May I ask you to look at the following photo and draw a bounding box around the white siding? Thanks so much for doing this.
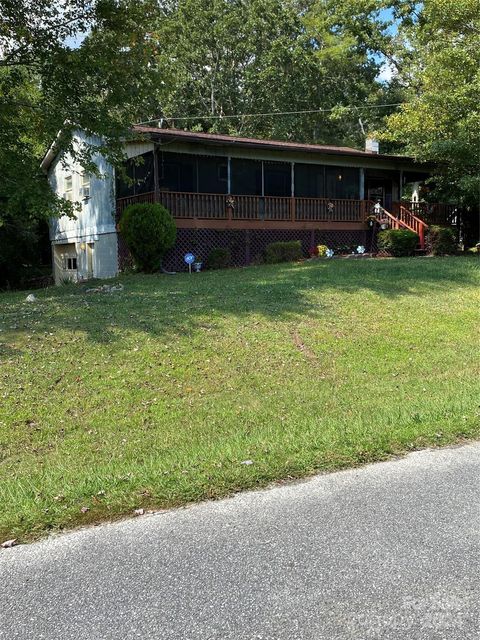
[49,130,119,282]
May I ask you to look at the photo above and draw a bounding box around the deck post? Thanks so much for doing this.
[153,146,160,203]
[359,168,365,201]
[291,162,295,221]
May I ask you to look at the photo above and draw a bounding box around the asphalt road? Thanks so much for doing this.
[1,443,480,640]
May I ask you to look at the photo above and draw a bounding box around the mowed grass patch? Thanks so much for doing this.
[0,257,479,541]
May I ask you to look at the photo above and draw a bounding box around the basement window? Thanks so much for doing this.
[65,256,77,271]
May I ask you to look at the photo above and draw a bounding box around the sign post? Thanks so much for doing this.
[184,253,195,274]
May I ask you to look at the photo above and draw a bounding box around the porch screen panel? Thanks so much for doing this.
[158,151,195,192]
[197,156,228,194]
[263,162,291,197]
[325,167,360,199]
[116,158,136,198]
[231,158,262,195]
[295,163,325,198]
[133,152,154,194]
[116,151,154,197]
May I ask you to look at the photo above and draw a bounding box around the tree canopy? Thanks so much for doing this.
[149,0,395,145]
[383,0,480,205]
[0,0,160,284]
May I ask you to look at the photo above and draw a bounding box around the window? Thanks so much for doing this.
[64,175,73,201]
[80,173,90,199]
[65,256,77,270]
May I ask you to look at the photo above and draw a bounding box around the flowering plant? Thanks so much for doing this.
[317,244,328,257]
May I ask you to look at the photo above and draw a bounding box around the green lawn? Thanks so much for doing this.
[1,257,479,541]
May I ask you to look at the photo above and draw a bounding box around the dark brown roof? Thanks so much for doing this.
[132,125,411,162]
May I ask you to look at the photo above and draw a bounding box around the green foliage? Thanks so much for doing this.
[206,247,231,270]
[377,229,419,257]
[119,203,176,272]
[383,0,480,205]
[426,225,458,256]
[152,0,393,146]
[0,0,161,260]
[265,240,303,264]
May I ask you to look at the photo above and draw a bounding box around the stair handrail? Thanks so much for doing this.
[368,202,415,232]
[398,204,428,249]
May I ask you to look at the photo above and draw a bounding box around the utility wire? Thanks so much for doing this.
[136,103,403,126]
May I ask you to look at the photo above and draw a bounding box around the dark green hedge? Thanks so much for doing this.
[265,240,303,264]
[206,247,232,270]
[119,202,176,272]
[377,229,419,257]
[426,225,457,255]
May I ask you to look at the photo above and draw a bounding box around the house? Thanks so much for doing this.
[42,126,458,282]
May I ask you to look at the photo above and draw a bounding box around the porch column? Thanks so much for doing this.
[153,145,160,203]
[227,156,231,194]
[359,168,365,201]
[291,162,295,222]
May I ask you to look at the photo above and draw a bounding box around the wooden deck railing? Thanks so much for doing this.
[116,191,371,223]
[296,198,368,222]
[115,192,457,238]
[396,202,459,226]
[374,203,428,249]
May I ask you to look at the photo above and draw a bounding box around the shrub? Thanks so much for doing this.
[206,247,231,270]
[425,225,457,255]
[317,244,328,257]
[119,202,176,272]
[265,240,303,264]
[377,229,419,257]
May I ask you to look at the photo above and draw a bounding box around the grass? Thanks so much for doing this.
[1,256,479,542]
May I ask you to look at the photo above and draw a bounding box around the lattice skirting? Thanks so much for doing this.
[118,227,375,272]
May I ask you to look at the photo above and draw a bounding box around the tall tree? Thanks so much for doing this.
[0,0,160,285]
[149,0,392,146]
[383,0,480,205]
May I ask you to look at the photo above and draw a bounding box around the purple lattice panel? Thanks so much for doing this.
[162,228,247,271]
[117,233,133,271]
[119,227,372,273]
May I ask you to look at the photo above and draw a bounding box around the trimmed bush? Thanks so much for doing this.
[206,247,231,270]
[377,229,419,257]
[119,202,176,272]
[265,240,303,264]
[426,225,457,255]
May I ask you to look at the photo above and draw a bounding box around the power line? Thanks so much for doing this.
[136,103,403,126]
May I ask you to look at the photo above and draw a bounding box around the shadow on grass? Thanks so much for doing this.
[0,257,478,353]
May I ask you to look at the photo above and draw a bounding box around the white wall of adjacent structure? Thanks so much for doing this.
[48,130,118,284]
